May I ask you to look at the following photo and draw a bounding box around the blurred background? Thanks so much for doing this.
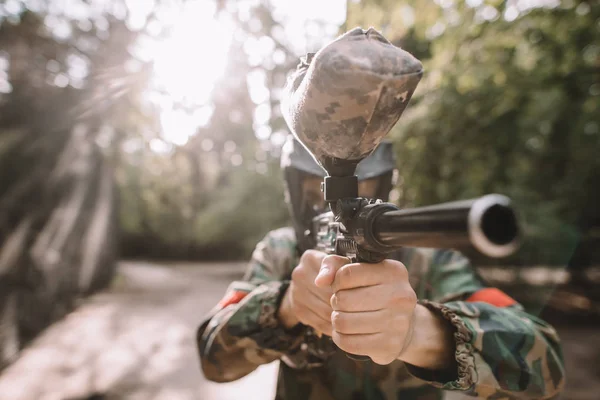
[0,0,598,399]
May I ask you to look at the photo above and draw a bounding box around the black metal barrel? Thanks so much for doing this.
[372,194,520,258]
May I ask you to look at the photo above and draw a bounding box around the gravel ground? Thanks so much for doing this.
[0,261,597,400]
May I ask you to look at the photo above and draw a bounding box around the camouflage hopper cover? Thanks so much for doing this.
[280,27,423,165]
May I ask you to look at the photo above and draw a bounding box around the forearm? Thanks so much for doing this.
[404,300,566,399]
[197,281,304,382]
[398,304,456,371]
[410,249,565,397]
[277,288,300,329]
[198,305,270,382]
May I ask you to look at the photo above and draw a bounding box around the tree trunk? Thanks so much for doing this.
[0,124,119,369]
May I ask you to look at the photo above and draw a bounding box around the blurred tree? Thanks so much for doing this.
[117,0,344,260]
[0,4,137,367]
[117,0,297,260]
[346,0,441,59]
[0,0,318,369]
[348,0,600,267]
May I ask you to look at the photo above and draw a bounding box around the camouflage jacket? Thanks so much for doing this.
[196,227,565,399]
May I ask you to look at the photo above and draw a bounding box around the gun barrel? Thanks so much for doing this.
[372,194,520,258]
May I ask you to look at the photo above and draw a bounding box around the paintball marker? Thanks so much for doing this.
[280,27,521,360]
[312,193,520,263]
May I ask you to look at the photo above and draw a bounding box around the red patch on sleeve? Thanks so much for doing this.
[466,288,517,308]
[218,290,249,308]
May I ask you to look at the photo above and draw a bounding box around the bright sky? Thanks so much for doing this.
[146,1,234,146]
[144,0,347,147]
[0,0,346,149]
[5,0,563,151]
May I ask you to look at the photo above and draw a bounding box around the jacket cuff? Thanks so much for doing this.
[231,280,306,353]
[404,300,477,391]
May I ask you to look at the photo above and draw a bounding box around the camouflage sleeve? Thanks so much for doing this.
[197,228,322,382]
[404,249,565,399]
[196,228,309,383]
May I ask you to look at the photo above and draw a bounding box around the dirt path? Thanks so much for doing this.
[0,261,598,400]
[0,262,279,400]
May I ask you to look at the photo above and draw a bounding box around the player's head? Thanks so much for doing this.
[280,136,397,252]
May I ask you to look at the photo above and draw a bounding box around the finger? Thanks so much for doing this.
[331,284,416,313]
[332,259,408,292]
[331,285,387,312]
[293,287,333,321]
[308,284,334,304]
[315,255,351,288]
[291,265,332,302]
[296,305,332,336]
[299,249,328,272]
[331,331,383,357]
[331,309,401,335]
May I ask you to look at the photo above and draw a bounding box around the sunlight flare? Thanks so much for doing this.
[151,1,234,145]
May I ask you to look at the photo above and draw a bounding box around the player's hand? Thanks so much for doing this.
[314,256,418,365]
[278,250,341,336]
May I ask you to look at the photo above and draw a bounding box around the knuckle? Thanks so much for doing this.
[406,288,418,304]
[298,250,313,267]
[389,286,417,309]
[303,249,324,264]
[332,292,346,310]
[331,255,351,265]
[309,251,328,272]
[300,249,315,262]
[331,311,346,331]
[291,266,305,281]
[322,254,336,264]
[329,293,337,309]
[338,265,353,282]
[401,285,418,305]
[391,261,408,279]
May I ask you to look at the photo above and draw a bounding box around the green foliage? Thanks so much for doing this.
[192,163,289,254]
[117,144,289,260]
[351,0,600,265]
[112,0,303,260]
[2,0,598,265]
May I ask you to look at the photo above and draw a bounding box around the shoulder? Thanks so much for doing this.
[261,227,297,247]
[399,247,469,269]
[245,227,298,282]
[255,227,297,259]
[396,248,472,289]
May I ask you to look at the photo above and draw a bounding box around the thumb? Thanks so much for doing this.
[315,255,350,288]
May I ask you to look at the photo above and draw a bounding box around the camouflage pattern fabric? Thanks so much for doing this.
[197,27,565,399]
[280,27,423,165]
[196,227,565,400]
